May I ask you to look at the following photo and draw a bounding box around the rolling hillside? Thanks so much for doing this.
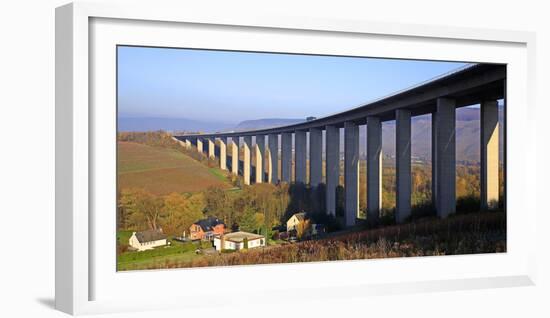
[117,141,232,195]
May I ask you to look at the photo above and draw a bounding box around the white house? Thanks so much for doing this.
[129,229,167,251]
[213,231,265,251]
[286,212,307,232]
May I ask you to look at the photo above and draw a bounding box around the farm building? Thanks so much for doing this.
[189,217,226,241]
[128,229,167,251]
[213,231,265,251]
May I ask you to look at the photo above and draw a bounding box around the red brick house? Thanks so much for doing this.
[189,217,226,241]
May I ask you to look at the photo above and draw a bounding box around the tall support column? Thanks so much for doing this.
[396,109,412,223]
[435,97,456,218]
[309,128,323,187]
[431,112,438,210]
[219,138,227,170]
[268,134,279,184]
[196,138,203,154]
[480,100,499,210]
[230,137,238,175]
[207,138,215,158]
[255,135,266,183]
[185,139,191,148]
[325,125,339,216]
[281,132,292,183]
[294,130,307,184]
[243,136,252,185]
[367,116,382,225]
[344,121,359,227]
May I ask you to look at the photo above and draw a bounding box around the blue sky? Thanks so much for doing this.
[117,46,467,125]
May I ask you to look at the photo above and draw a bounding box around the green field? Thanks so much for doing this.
[117,234,213,271]
[117,141,232,195]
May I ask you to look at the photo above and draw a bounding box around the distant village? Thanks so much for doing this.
[128,211,326,253]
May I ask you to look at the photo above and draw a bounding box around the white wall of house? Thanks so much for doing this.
[128,233,167,251]
[287,215,301,232]
[247,238,264,249]
[213,237,223,251]
[214,237,265,251]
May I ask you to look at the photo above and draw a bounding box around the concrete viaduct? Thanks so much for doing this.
[174,63,505,227]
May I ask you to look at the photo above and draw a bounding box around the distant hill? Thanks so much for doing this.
[233,118,305,131]
[118,117,306,134]
[118,117,235,133]
[121,106,503,163]
[232,107,503,163]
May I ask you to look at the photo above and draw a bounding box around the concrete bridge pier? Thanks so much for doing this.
[294,130,307,183]
[396,109,412,223]
[230,137,238,175]
[435,97,456,218]
[196,138,203,154]
[268,133,279,184]
[309,128,323,187]
[431,112,438,211]
[367,116,382,225]
[325,125,339,216]
[218,137,227,170]
[207,138,215,158]
[344,121,359,227]
[243,136,252,185]
[255,135,266,183]
[480,100,499,210]
[185,139,191,148]
[281,132,292,183]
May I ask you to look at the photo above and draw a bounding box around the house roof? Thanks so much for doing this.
[135,229,166,243]
[289,212,307,222]
[194,217,225,232]
[221,231,264,243]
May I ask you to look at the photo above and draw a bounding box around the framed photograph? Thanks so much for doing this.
[56,1,537,315]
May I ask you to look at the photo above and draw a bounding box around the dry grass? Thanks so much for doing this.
[117,141,231,195]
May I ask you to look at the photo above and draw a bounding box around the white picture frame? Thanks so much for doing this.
[55,1,537,315]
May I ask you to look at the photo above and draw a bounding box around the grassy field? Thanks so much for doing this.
[117,141,232,195]
[117,237,213,271]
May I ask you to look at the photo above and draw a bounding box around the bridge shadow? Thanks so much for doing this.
[281,182,345,231]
